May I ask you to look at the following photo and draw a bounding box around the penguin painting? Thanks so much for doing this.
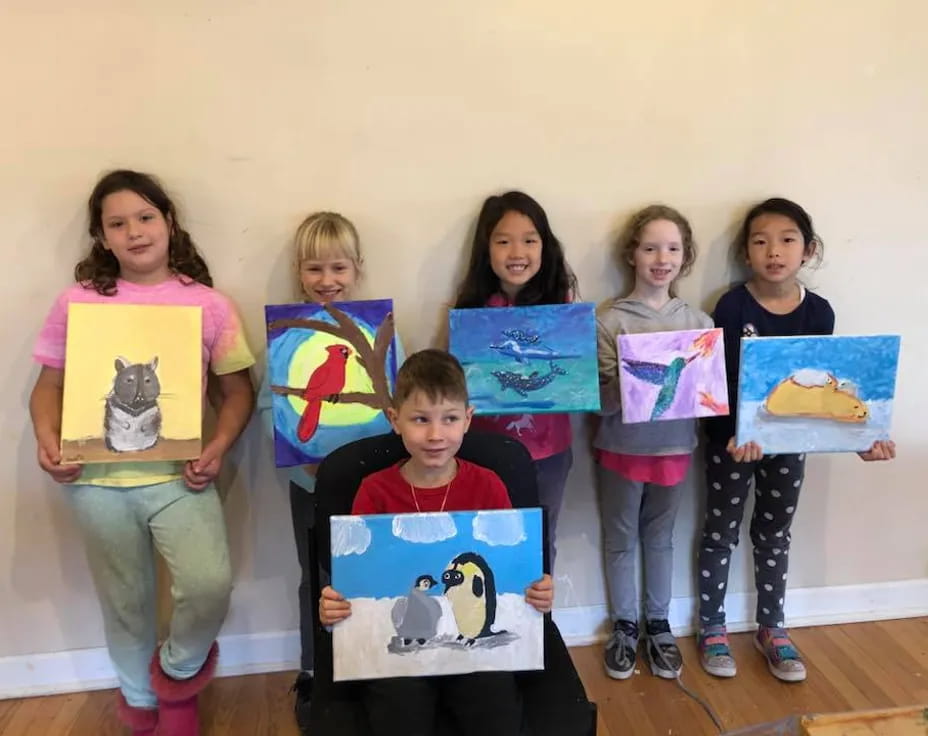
[391,574,442,646]
[441,552,497,646]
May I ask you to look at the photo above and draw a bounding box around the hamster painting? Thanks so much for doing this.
[103,356,162,452]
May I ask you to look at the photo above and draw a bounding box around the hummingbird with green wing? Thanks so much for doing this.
[620,329,723,421]
[621,353,700,420]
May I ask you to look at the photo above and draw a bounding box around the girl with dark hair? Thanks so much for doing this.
[697,197,895,683]
[452,191,578,571]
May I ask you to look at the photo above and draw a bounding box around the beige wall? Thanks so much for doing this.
[2,0,926,661]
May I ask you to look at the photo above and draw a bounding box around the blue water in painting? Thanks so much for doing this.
[265,300,397,466]
[331,509,543,601]
[448,303,599,415]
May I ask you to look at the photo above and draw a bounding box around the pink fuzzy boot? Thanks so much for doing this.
[149,643,218,736]
[116,693,158,735]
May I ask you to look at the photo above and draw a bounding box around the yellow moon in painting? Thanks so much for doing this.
[286,329,379,426]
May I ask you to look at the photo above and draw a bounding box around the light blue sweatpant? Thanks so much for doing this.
[66,479,232,708]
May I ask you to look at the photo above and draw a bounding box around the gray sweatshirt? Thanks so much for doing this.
[595,296,713,456]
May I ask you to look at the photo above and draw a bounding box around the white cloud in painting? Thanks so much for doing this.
[331,516,372,557]
[392,513,457,543]
[472,510,526,546]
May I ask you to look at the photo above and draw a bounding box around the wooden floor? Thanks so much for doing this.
[1,617,925,735]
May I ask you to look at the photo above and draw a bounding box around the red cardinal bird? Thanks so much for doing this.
[297,344,352,442]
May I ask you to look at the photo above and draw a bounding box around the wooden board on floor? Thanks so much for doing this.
[801,705,928,735]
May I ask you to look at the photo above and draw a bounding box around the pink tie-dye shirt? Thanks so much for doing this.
[33,275,255,487]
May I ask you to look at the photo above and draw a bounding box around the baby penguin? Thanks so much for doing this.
[391,574,441,646]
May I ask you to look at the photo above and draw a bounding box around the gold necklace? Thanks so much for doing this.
[407,467,455,513]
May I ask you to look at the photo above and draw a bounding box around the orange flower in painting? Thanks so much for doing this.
[691,330,720,358]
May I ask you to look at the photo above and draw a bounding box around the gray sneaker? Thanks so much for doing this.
[603,619,638,680]
[646,619,683,679]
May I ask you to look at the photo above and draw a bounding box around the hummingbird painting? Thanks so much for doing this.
[621,353,700,420]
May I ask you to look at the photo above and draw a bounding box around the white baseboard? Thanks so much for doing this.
[552,577,928,646]
[0,630,300,700]
[3,579,926,700]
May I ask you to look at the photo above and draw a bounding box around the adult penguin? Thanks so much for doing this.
[441,552,497,645]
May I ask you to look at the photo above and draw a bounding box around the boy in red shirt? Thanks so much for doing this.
[320,349,553,735]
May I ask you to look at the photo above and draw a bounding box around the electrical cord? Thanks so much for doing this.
[649,635,726,734]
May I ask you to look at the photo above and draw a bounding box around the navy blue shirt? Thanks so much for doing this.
[705,283,835,444]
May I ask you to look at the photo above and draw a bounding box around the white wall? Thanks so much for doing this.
[2,0,927,683]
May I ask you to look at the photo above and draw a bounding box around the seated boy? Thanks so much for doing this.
[320,349,553,736]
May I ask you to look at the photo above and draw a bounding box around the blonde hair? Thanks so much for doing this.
[294,211,363,267]
[618,204,697,296]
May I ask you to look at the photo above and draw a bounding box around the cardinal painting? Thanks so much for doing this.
[298,344,351,442]
[265,299,399,467]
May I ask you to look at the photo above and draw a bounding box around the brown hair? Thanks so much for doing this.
[618,204,697,296]
[75,169,212,295]
[393,350,468,407]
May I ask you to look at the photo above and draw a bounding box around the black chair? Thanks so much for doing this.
[307,431,597,736]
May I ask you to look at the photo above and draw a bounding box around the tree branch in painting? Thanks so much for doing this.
[268,305,395,412]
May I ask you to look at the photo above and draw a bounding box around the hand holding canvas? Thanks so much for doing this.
[36,431,82,483]
[320,585,352,626]
[858,439,896,462]
[185,368,255,490]
[524,573,554,613]
[183,439,224,491]
[726,436,763,463]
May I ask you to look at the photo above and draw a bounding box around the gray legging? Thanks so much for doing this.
[597,464,685,623]
[534,448,573,572]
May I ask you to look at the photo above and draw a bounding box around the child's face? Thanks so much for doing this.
[489,210,542,299]
[745,213,811,285]
[388,390,474,476]
[631,219,684,291]
[299,257,359,303]
[99,190,172,284]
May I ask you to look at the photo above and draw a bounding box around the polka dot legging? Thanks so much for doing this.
[697,442,806,629]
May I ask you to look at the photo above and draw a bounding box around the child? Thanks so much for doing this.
[595,205,711,680]
[29,170,255,735]
[320,349,553,736]
[697,197,896,682]
[256,211,369,729]
[451,191,578,571]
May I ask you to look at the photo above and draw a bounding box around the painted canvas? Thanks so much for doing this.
[265,299,398,466]
[60,303,202,464]
[618,328,729,423]
[736,335,901,454]
[331,508,544,681]
[448,303,599,415]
